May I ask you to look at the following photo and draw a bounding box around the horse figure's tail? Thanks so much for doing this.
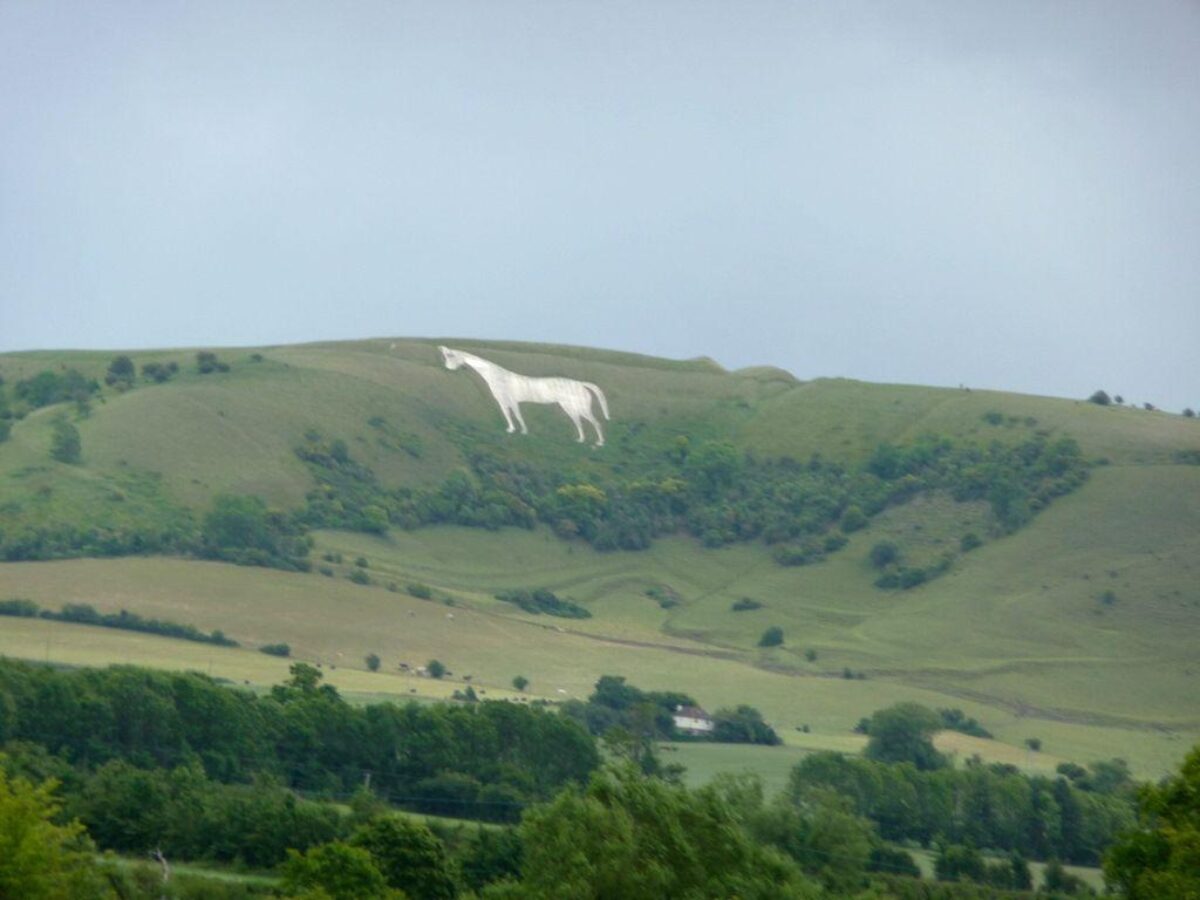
[584,382,610,419]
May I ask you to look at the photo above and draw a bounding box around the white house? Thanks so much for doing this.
[672,705,715,736]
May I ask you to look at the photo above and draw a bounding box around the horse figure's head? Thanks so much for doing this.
[439,346,465,370]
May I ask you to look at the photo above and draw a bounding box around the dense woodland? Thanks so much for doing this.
[3,658,1196,898]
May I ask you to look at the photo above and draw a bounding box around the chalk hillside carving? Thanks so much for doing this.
[439,346,610,446]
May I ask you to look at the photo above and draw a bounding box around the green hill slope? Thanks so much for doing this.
[1,338,1197,776]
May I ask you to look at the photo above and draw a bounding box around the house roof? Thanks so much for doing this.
[674,705,711,720]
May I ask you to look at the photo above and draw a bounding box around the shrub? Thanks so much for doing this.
[354,556,369,568]
[426,659,446,679]
[140,362,174,383]
[260,643,291,657]
[757,626,784,647]
[982,410,1004,426]
[105,355,135,388]
[840,506,867,532]
[196,351,229,374]
[0,598,39,617]
[15,368,98,409]
[49,419,81,464]
[938,708,993,738]
[348,569,370,585]
[869,541,899,569]
[804,648,817,662]
[1088,390,1112,406]
[407,583,433,599]
[823,533,848,552]
[1184,408,1195,418]
[960,532,982,552]
[1025,737,1042,752]
[645,585,681,609]
[513,675,529,692]
[319,566,334,577]
[495,588,591,619]
[771,540,824,566]
[365,653,381,672]
[731,597,762,612]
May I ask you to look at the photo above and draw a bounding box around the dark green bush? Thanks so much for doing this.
[50,419,81,464]
[757,626,783,647]
[260,643,291,657]
[495,588,590,619]
[731,597,763,612]
[869,542,899,569]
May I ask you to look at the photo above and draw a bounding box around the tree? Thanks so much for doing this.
[513,675,529,692]
[426,659,445,679]
[516,765,815,899]
[202,494,274,554]
[365,653,381,672]
[758,626,784,648]
[757,787,873,893]
[351,816,455,900]
[457,826,523,893]
[712,706,781,745]
[1088,390,1112,406]
[49,419,81,464]
[864,703,946,770]
[0,766,108,899]
[1104,743,1200,898]
[105,355,135,388]
[282,841,394,900]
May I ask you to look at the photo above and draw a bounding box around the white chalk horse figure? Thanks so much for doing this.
[439,346,610,446]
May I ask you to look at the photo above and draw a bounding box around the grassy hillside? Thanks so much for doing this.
[1,337,1198,778]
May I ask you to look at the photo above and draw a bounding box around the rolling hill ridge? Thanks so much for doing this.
[0,337,1197,777]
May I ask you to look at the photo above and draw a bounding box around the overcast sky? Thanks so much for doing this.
[1,1,1197,409]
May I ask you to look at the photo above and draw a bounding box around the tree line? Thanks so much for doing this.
[0,659,598,824]
[3,658,1194,897]
[295,427,1089,575]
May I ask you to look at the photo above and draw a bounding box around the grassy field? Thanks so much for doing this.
[1,337,1198,784]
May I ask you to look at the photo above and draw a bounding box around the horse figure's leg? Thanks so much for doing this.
[510,403,529,435]
[581,408,605,447]
[560,403,587,442]
[500,407,517,433]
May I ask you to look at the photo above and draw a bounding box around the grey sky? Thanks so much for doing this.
[2,1,1197,409]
